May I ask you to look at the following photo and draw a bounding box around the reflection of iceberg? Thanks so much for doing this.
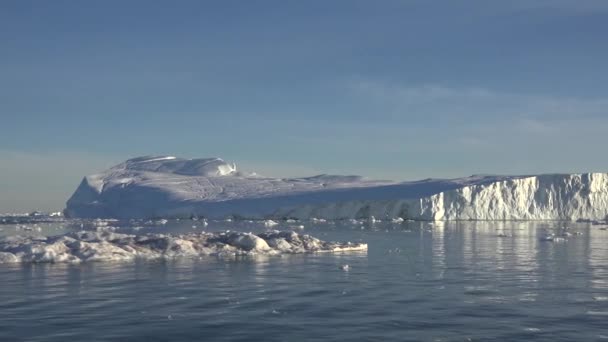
[0,230,367,264]
[589,227,608,291]
[66,156,608,221]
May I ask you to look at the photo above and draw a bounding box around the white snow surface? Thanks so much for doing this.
[65,156,608,221]
[0,230,367,263]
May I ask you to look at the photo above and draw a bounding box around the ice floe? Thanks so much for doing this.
[263,220,279,227]
[0,230,367,263]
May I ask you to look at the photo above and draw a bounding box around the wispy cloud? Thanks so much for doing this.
[508,0,608,13]
[292,80,608,179]
[348,80,608,124]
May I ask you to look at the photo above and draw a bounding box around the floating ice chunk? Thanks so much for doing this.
[0,230,367,263]
[93,219,118,227]
[539,234,566,242]
[391,217,404,223]
[0,252,19,263]
[340,264,350,271]
[265,237,292,251]
[264,220,279,227]
[225,232,270,251]
[95,226,117,232]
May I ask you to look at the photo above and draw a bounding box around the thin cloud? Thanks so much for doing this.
[348,80,608,123]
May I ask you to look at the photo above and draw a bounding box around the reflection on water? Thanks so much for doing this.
[1,221,608,341]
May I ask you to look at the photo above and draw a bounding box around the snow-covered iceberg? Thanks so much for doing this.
[0,230,367,263]
[65,156,608,221]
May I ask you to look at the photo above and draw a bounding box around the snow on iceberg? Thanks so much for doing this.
[65,156,608,221]
[0,230,367,263]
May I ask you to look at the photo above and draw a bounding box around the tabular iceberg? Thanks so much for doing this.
[65,156,608,221]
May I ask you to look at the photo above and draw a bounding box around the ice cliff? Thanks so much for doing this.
[65,156,608,221]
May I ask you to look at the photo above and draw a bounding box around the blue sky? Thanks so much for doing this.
[1,0,608,211]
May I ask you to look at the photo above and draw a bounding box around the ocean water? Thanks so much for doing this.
[1,219,608,341]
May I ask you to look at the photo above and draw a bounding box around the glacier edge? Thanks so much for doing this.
[275,173,608,221]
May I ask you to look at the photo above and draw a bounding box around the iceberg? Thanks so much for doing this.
[65,156,608,221]
[0,230,367,263]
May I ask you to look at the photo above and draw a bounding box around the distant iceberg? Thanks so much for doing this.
[65,156,608,221]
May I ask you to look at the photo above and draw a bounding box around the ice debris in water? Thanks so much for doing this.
[0,230,367,263]
[539,233,566,242]
[263,220,279,227]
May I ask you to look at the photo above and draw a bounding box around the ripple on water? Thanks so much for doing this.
[1,221,608,341]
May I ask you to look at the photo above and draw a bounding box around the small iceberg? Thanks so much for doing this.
[539,233,566,242]
[264,220,279,227]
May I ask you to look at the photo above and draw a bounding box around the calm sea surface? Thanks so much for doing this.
[1,219,608,341]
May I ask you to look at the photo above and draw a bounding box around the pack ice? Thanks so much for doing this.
[65,156,608,221]
[0,230,367,263]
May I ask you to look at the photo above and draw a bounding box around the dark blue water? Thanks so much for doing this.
[2,220,608,341]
